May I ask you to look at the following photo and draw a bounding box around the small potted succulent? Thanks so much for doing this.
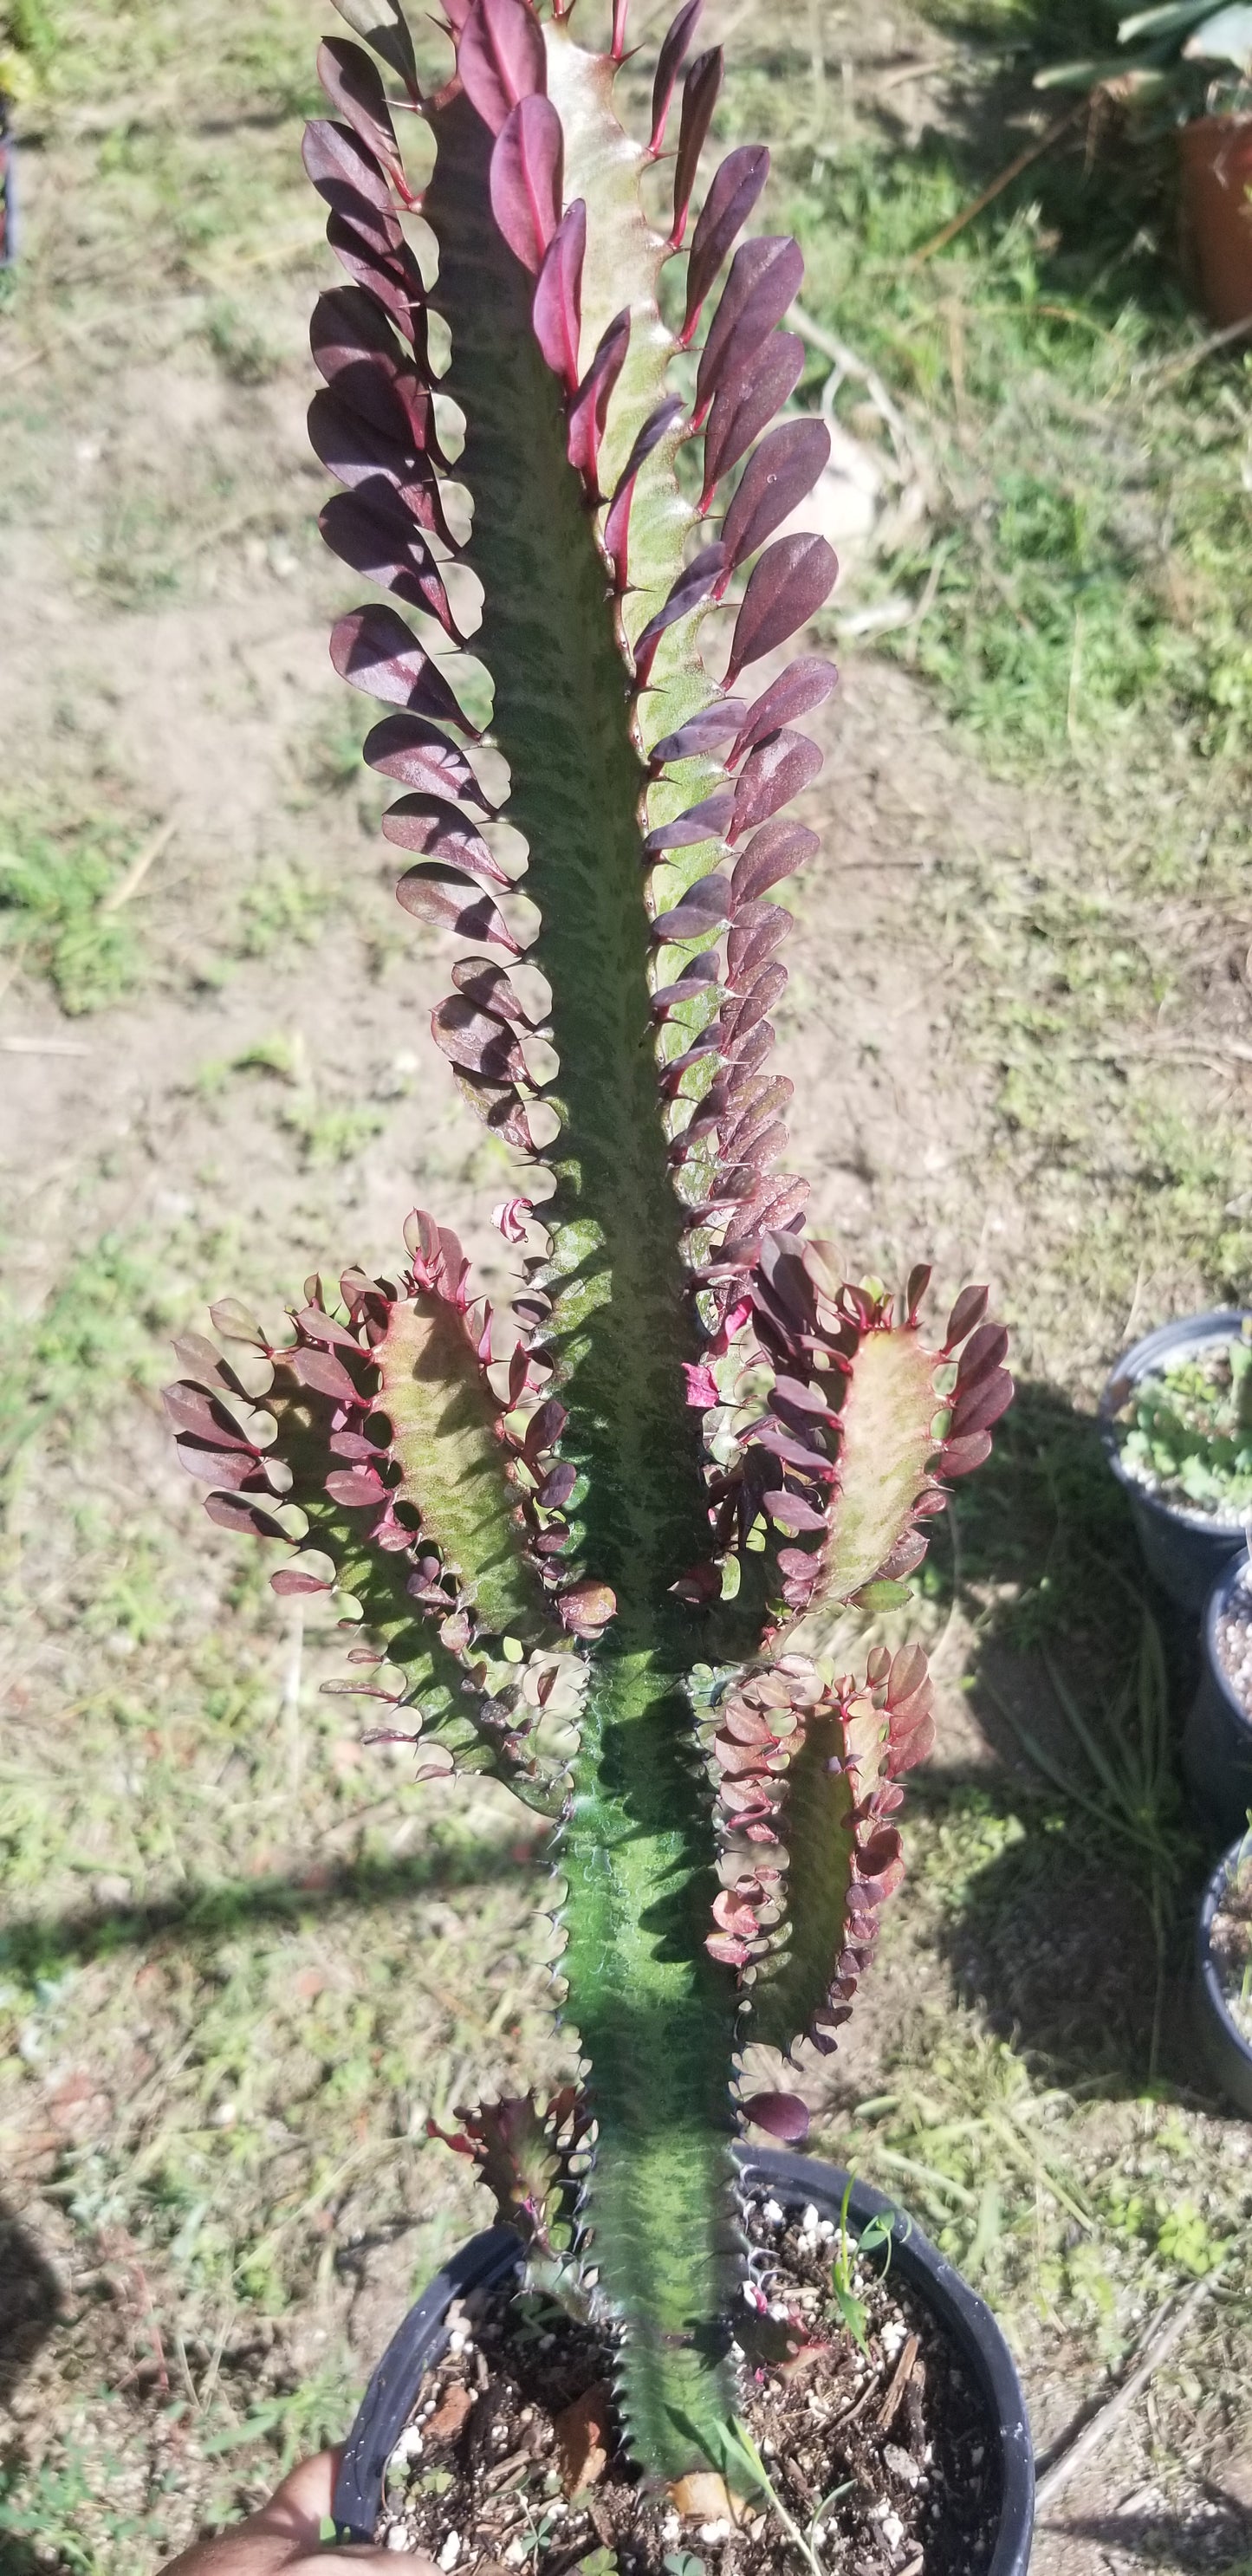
[165,0,1033,2566]
[1100,1311,1252,1609]
[1036,0,1252,326]
[1196,1824,1252,2115]
[1184,1547,1252,1834]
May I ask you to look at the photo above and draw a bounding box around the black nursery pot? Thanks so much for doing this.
[333,2147,1035,2574]
[1183,1554,1252,1840]
[1099,1310,1252,1612]
[1194,1833,1252,2118]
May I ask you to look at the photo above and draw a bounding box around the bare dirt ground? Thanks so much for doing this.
[1,0,1250,2568]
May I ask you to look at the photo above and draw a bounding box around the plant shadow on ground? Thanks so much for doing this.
[924,1377,1222,2099]
[1053,2504,1252,2573]
[0,2206,61,2410]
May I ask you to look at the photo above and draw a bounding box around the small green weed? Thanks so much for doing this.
[0,1234,174,1498]
[0,808,151,1013]
[1118,1327,1252,1515]
[203,298,283,386]
[278,1097,386,1166]
[238,862,337,958]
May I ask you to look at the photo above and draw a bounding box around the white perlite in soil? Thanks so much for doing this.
[1215,1565,1252,1717]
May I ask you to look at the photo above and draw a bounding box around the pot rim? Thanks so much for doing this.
[1202,1551,1252,1736]
[1196,1828,1252,2071]
[334,2147,1035,2575]
[1099,1307,1252,1538]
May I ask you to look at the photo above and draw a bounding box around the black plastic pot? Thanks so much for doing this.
[1182,1554,1252,1840]
[1099,1310,1251,1612]
[1194,1833,1252,2117]
[333,2147,1035,2573]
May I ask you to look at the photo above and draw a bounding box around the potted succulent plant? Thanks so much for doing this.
[1195,1826,1252,2114]
[1184,1547,1252,1833]
[165,0,1033,2565]
[1100,1310,1252,1609]
[1036,0,1252,327]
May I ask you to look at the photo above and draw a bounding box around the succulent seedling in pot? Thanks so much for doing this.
[165,0,1013,2500]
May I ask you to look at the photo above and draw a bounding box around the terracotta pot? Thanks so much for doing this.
[1178,115,1252,327]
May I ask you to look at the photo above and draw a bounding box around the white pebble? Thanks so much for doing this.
[438,2534,461,2569]
[801,2203,820,2232]
[386,2530,412,2554]
[880,2321,905,2360]
[881,2511,904,2551]
[661,2514,681,2544]
[699,2521,731,2543]
[504,2544,527,2566]
[391,2426,424,2466]
[762,2198,784,2224]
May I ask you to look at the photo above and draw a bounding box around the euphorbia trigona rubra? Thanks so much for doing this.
[166,0,1012,2487]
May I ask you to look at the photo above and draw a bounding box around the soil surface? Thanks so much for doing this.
[377,2193,1000,2576]
[1210,1857,1252,2047]
[1214,1568,1252,1717]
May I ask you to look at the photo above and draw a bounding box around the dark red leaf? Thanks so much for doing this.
[723,957,787,1028]
[682,144,769,339]
[650,698,745,766]
[364,713,495,814]
[730,730,824,840]
[458,0,546,134]
[632,542,725,681]
[940,1429,994,1476]
[204,1492,290,1540]
[904,1262,932,1322]
[310,286,438,457]
[395,863,521,954]
[730,816,820,905]
[209,1298,269,1348]
[644,790,735,853]
[726,899,791,984]
[603,393,685,584]
[948,1369,1014,1438]
[650,0,703,153]
[558,1579,617,1636]
[163,1384,255,1450]
[944,1284,989,1353]
[532,199,585,393]
[652,872,730,942]
[568,308,631,488]
[729,657,837,764]
[719,418,831,569]
[717,1172,808,1256]
[652,951,723,1014]
[956,1322,1010,1385]
[381,794,510,885]
[329,1427,386,1460]
[320,486,461,636]
[302,120,398,257]
[271,1565,334,1594]
[326,212,427,346]
[694,236,804,424]
[295,1307,363,1351]
[539,1461,577,1508]
[725,533,838,685]
[330,606,475,730]
[329,0,420,98]
[671,46,722,243]
[451,958,534,1023]
[454,1068,535,1150]
[490,94,562,274]
[700,334,806,508]
[325,1465,389,1506]
[171,1332,238,1394]
[316,38,412,203]
[307,392,453,543]
[289,1345,363,1405]
[762,1487,827,1533]
[431,996,528,1081]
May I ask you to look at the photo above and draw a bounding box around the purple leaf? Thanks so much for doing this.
[723,957,787,1030]
[740,2091,810,2142]
[452,958,534,1022]
[729,656,837,763]
[364,713,495,814]
[652,950,723,1012]
[326,1465,389,1506]
[603,394,685,585]
[320,486,462,636]
[644,790,735,853]
[724,533,838,684]
[325,212,428,347]
[650,698,745,766]
[632,542,725,681]
[431,996,528,1081]
[650,0,703,154]
[682,144,769,339]
[316,39,413,203]
[395,863,522,954]
[532,199,585,393]
[539,1461,578,1508]
[381,794,510,885]
[694,236,804,423]
[310,287,441,456]
[944,1283,989,1353]
[762,1487,827,1533]
[568,308,631,488]
[700,334,806,509]
[330,606,475,730]
[671,47,723,244]
[177,1444,268,1489]
[303,120,399,258]
[719,418,831,569]
[730,729,824,839]
[730,817,820,905]
[490,94,562,275]
[204,1492,290,1540]
[458,0,546,135]
[329,0,420,99]
[307,392,454,544]
[162,1385,255,1450]
[940,1429,994,1476]
[949,1369,1014,1438]
[271,1565,334,1594]
[209,1298,269,1348]
[289,1345,363,1405]
[172,1332,237,1392]
[652,871,730,942]
[726,899,791,983]
[957,1322,1010,1385]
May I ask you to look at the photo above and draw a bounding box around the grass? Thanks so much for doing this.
[1,0,1251,2563]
